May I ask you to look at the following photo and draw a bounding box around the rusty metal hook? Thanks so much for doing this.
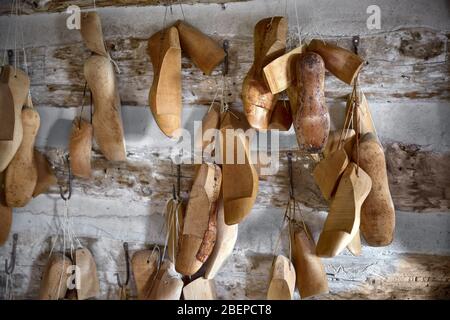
[352,35,360,55]
[222,40,229,77]
[287,152,295,200]
[116,242,130,288]
[5,234,18,275]
[59,155,72,201]
[172,164,181,200]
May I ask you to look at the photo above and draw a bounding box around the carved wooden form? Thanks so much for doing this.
[69,119,93,179]
[313,148,349,201]
[176,163,221,276]
[323,129,356,159]
[80,12,108,57]
[0,66,30,172]
[39,253,73,300]
[204,197,238,279]
[81,12,126,161]
[290,224,329,298]
[5,108,40,207]
[84,55,127,161]
[196,104,220,154]
[307,39,364,85]
[263,45,304,94]
[75,247,100,300]
[316,163,372,257]
[131,249,160,300]
[149,260,183,300]
[347,230,362,256]
[147,27,182,138]
[268,100,293,131]
[174,20,225,75]
[220,111,259,225]
[183,277,217,300]
[294,52,330,153]
[242,17,287,130]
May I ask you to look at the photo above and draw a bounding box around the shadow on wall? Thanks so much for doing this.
[45,118,73,149]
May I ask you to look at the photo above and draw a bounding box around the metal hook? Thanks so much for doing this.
[352,35,360,55]
[59,155,72,201]
[172,164,181,200]
[116,242,130,288]
[5,234,18,275]
[287,152,295,200]
[222,40,229,77]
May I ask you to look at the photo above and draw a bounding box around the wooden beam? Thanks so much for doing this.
[41,141,450,214]
[5,27,446,109]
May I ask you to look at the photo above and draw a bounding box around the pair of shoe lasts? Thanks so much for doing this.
[80,12,126,162]
[131,249,218,300]
[343,94,395,246]
[197,107,259,225]
[167,183,238,279]
[267,223,330,300]
[354,102,396,246]
[314,130,394,256]
[313,127,371,257]
[0,149,56,245]
[263,37,364,101]
[148,21,226,138]
[0,66,30,172]
[129,163,222,284]
[39,248,99,300]
[2,89,56,209]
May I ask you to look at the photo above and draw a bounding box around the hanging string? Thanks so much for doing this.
[270,197,291,266]
[177,0,186,21]
[287,153,311,240]
[293,0,302,46]
[271,153,313,273]
[13,0,18,74]
[18,0,28,75]
[162,198,182,263]
[47,157,83,299]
